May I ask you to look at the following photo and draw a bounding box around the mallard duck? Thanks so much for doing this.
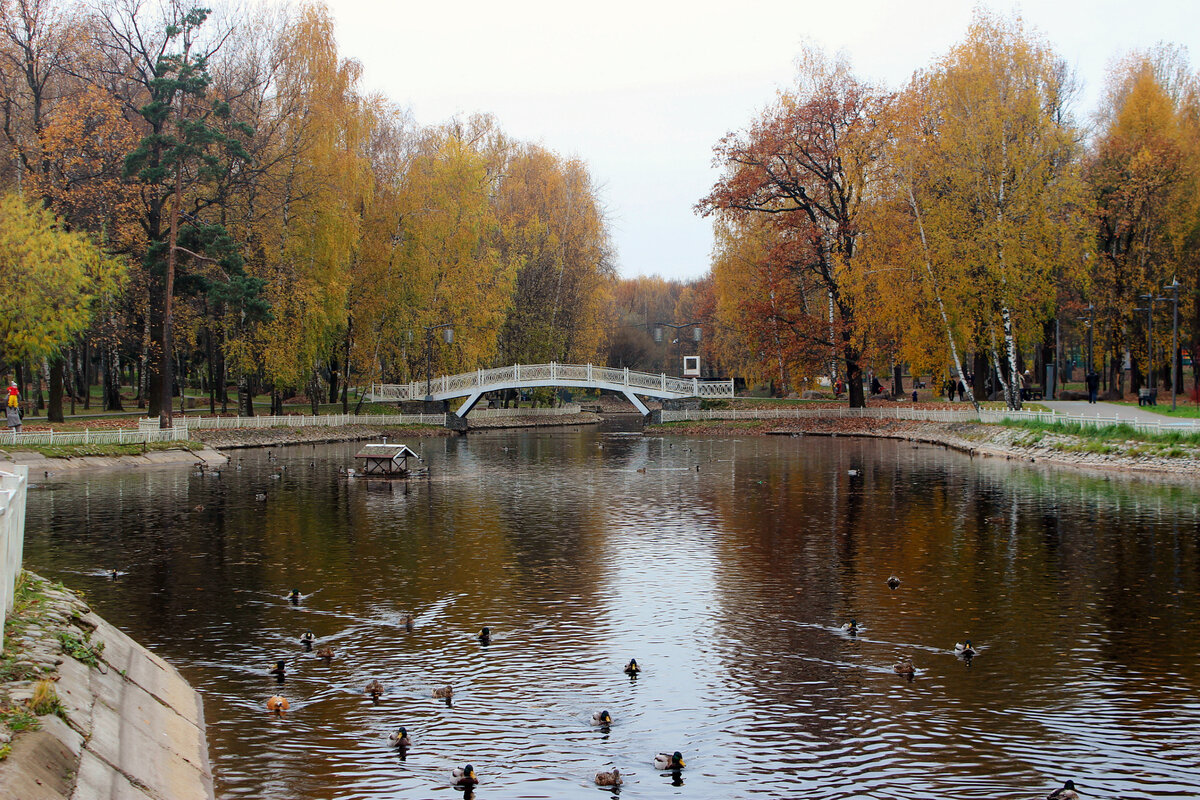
[887,575,901,589]
[478,627,491,644]
[299,630,315,649]
[316,646,334,662]
[893,658,915,676]
[1047,780,1079,800]
[288,588,301,601]
[452,764,478,787]
[365,680,384,699]
[432,685,453,699]
[592,710,613,725]
[255,493,267,501]
[595,768,622,786]
[954,640,977,657]
[388,726,411,749]
[402,614,414,632]
[268,660,287,678]
[655,751,685,770]
[841,619,858,634]
[636,467,646,473]
[265,695,289,712]
[624,658,640,676]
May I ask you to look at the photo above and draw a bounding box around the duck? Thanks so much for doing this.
[954,640,977,657]
[107,568,120,580]
[288,588,302,601]
[365,680,385,700]
[592,710,613,726]
[268,660,287,678]
[299,630,315,649]
[624,658,640,676]
[636,467,646,473]
[840,619,858,634]
[316,646,334,662]
[478,627,491,645]
[893,658,915,676]
[255,493,267,501]
[265,695,289,713]
[595,768,622,786]
[452,764,478,787]
[432,685,453,699]
[403,614,414,632]
[655,751,685,770]
[388,726,411,749]
[1046,780,1080,800]
[887,575,901,589]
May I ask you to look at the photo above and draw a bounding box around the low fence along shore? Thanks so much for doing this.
[0,465,28,653]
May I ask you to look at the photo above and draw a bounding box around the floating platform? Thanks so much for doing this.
[353,443,425,477]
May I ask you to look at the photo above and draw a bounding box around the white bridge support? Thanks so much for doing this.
[367,362,734,417]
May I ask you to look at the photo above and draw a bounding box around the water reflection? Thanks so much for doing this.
[23,430,1200,799]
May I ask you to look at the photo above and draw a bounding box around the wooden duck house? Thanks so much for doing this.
[354,443,423,477]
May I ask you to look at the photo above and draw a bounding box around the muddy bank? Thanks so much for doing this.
[652,417,1200,478]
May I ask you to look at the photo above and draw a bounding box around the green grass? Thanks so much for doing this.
[0,706,39,733]
[1000,418,1200,447]
[57,630,104,669]
[1104,399,1200,419]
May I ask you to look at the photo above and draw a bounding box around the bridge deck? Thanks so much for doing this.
[366,362,733,417]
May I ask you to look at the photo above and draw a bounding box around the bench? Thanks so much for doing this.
[1138,387,1158,406]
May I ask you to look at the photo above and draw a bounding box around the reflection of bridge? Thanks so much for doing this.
[367,362,734,417]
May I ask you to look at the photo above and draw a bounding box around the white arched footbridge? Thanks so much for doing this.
[367,362,734,416]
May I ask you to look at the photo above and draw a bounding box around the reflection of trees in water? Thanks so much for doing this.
[696,437,1200,753]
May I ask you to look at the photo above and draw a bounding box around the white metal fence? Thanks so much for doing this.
[140,412,448,431]
[368,362,735,401]
[979,408,1200,435]
[1,465,29,654]
[0,426,190,447]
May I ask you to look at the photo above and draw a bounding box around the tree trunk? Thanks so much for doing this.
[206,327,216,416]
[892,363,903,396]
[48,357,64,423]
[328,355,339,404]
[845,346,866,409]
[1001,305,1021,410]
[972,351,988,400]
[342,317,352,413]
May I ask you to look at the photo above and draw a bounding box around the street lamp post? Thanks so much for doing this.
[424,323,454,400]
[1164,280,1182,410]
[654,321,701,375]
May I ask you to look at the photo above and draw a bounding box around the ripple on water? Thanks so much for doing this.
[20,434,1200,799]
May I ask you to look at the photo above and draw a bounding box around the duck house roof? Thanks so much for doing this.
[354,443,420,461]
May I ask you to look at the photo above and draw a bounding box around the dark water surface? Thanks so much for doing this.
[22,426,1200,799]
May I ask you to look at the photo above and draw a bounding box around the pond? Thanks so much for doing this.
[22,426,1200,799]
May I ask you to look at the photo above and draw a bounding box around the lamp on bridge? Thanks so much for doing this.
[424,323,454,400]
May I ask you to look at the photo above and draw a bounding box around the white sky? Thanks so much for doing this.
[323,0,1200,281]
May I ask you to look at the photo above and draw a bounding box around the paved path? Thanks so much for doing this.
[1040,400,1200,425]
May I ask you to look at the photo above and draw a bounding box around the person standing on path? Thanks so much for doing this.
[1086,370,1100,404]
[6,380,21,432]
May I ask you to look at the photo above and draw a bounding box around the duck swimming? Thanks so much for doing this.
[388,726,411,749]
[269,660,286,679]
[1046,780,1079,799]
[595,768,622,786]
[841,619,858,634]
[655,751,685,770]
[365,680,384,700]
[887,575,901,590]
[299,630,315,649]
[624,658,640,676]
[452,765,478,787]
[893,658,915,676]
[954,640,977,657]
[403,615,414,632]
[592,710,613,726]
[316,646,334,662]
[432,685,454,699]
[478,627,491,645]
[265,695,289,713]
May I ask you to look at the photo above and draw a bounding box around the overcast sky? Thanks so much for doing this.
[322,0,1200,282]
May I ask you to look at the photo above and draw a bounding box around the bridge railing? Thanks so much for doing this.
[368,362,735,401]
[1,465,29,653]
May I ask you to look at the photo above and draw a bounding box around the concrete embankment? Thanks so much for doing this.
[653,417,1200,479]
[0,573,213,800]
[3,447,227,474]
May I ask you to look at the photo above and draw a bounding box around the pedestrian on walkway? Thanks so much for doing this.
[1086,370,1100,404]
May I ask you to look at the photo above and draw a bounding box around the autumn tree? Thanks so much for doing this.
[700,50,889,407]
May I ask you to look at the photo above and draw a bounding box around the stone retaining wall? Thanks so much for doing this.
[0,573,213,800]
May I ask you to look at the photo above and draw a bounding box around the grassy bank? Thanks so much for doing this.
[5,440,201,459]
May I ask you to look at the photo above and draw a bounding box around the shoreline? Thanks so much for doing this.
[650,417,1200,479]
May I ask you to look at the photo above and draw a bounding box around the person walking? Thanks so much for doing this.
[1086,370,1100,404]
